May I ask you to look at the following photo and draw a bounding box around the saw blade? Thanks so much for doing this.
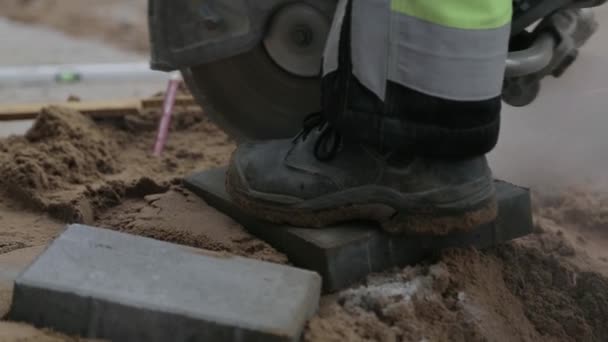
[183,46,321,140]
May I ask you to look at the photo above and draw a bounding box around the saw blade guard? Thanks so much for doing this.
[149,0,606,139]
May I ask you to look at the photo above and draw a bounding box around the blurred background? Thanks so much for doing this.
[0,0,163,104]
[0,0,165,136]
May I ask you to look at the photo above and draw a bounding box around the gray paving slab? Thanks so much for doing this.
[184,167,534,292]
[8,225,321,342]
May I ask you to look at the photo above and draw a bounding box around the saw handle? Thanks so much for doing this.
[506,32,556,78]
[503,7,599,106]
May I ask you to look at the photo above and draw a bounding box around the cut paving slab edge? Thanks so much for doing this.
[8,225,321,342]
[184,167,534,292]
[0,246,47,317]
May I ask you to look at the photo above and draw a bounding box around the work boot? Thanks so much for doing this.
[226,113,497,235]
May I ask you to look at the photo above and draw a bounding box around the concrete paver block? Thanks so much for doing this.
[8,225,321,342]
[185,168,534,292]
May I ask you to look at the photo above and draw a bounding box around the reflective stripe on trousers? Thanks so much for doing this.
[323,0,512,101]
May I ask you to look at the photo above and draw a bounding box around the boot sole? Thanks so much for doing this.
[226,165,498,236]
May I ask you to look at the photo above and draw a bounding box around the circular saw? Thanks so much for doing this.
[148,0,605,140]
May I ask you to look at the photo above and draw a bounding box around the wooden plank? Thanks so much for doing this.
[0,96,198,121]
[141,96,197,109]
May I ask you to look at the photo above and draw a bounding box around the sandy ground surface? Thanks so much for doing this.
[1,1,608,342]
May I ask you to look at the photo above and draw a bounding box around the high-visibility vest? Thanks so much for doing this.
[323,0,512,101]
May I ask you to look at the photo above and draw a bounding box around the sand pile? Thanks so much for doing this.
[0,107,118,207]
[0,104,286,261]
[0,104,234,222]
[306,238,608,342]
[305,190,608,342]
[307,259,501,342]
[534,189,608,276]
[96,188,287,264]
[497,240,608,341]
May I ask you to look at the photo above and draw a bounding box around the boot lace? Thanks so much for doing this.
[292,112,342,161]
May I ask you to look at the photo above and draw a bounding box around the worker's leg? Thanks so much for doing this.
[320,0,502,158]
[225,0,509,235]
[323,77,502,158]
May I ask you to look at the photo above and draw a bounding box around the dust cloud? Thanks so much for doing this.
[490,6,608,189]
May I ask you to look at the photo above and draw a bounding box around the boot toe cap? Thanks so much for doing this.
[229,140,299,199]
[228,140,338,203]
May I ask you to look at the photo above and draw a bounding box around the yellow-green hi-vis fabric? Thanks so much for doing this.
[323,0,513,101]
[391,0,512,30]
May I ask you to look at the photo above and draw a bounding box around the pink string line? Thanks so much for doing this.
[153,75,181,157]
